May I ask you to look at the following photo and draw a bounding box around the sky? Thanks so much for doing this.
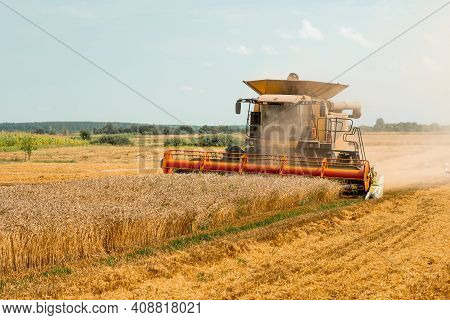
[0,0,449,126]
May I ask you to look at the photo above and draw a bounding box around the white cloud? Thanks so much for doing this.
[179,85,193,92]
[419,29,442,47]
[261,45,277,55]
[278,20,322,41]
[299,19,323,41]
[226,45,253,55]
[422,56,440,73]
[287,45,301,53]
[278,31,294,39]
[338,27,374,47]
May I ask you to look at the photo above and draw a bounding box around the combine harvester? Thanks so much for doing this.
[162,73,384,199]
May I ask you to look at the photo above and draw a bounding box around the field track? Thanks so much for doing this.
[1,184,449,299]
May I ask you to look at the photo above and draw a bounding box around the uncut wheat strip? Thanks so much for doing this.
[0,175,341,274]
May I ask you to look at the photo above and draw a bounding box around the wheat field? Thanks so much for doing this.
[2,184,448,299]
[0,174,340,274]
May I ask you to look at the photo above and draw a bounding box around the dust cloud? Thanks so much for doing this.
[260,115,450,190]
[364,133,450,190]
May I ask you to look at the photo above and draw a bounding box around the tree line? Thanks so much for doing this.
[0,122,245,135]
[360,118,450,132]
[92,123,244,135]
[1,120,449,134]
[0,122,137,133]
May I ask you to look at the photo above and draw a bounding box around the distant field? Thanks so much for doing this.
[0,132,87,153]
[0,132,448,187]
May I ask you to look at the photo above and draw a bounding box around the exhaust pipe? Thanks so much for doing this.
[329,101,362,119]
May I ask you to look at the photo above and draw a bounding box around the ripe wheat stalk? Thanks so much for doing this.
[0,174,340,274]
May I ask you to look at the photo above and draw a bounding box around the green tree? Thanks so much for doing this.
[80,130,91,140]
[198,125,210,134]
[374,118,385,131]
[103,123,118,134]
[162,127,171,135]
[138,125,158,135]
[91,135,132,146]
[178,125,195,134]
[19,135,37,160]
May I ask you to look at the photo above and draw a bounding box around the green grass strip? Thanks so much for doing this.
[167,198,360,251]
[42,266,72,277]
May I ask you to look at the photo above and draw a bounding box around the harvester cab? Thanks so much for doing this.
[237,74,365,161]
[161,73,383,199]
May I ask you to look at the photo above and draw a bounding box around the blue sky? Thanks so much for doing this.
[0,0,449,125]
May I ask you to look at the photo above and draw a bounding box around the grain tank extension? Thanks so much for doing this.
[161,73,384,199]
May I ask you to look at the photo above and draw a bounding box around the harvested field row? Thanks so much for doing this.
[0,174,340,274]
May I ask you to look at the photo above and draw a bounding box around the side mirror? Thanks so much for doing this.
[235,101,241,114]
